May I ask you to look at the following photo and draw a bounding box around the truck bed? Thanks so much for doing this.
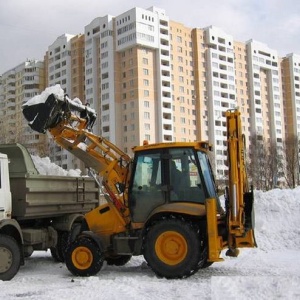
[10,175,99,219]
[0,143,99,219]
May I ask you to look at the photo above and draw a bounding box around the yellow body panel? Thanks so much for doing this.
[205,198,224,262]
[84,202,127,236]
[131,202,207,230]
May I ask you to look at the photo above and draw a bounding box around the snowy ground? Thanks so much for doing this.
[1,188,300,299]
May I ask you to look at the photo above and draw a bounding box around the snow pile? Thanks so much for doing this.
[31,155,82,177]
[24,84,64,106]
[23,84,95,116]
[254,187,300,251]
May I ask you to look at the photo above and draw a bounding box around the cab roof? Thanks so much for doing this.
[132,141,212,153]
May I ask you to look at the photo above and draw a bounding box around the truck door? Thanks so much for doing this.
[0,154,12,220]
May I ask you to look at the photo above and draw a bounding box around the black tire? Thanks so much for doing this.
[106,255,132,266]
[65,236,104,277]
[50,231,69,262]
[143,219,202,279]
[199,243,213,269]
[201,261,213,268]
[51,224,82,263]
[0,234,22,281]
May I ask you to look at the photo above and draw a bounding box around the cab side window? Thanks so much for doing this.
[169,148,206,203]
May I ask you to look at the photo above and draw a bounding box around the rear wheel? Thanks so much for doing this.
[51,223,82,263]
[65,236,104,277]
[143,219,202,279]
[0,234,21,281]
[50,231,68,262]
[199,243,213,269]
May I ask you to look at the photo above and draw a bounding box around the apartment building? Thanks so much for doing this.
[170,21,197,142]
[1,6,298,181]
[0,60,47,155]
[44,7,288,179]
[84,7,173,152]
[281,53,300,139]
[246,40,284,146]
[200,26,237,178]
[47,33,85,170]
[234,41,250,142]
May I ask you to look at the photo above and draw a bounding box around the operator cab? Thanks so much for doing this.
[128,145,221,223]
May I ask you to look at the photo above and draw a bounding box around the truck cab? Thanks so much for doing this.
[0,152,12,220]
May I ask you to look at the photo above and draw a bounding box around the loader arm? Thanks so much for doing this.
[22,93,131,223]
[225,109,256,254]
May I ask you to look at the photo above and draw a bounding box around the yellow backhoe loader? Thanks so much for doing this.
[22,93,256,279]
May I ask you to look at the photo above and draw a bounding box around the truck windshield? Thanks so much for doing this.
[197,151,219,201]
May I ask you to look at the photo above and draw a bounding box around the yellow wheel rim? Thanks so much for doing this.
[71,246,93,270]
[155,231,188,265]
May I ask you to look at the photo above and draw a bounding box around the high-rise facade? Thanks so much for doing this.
[281,53,300,139]
[47,33,85,169]
[246,40,284,145]
[1,6,299,182]
[0,60,47,155]
[84,7,173,150]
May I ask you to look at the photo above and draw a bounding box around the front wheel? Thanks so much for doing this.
[0,234,22,281]
[65,236,104,277]
[143,219,202,279]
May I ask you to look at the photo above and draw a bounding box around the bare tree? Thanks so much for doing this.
[283,136,299,188]
[264,141,283,190]
[248,135,282,191]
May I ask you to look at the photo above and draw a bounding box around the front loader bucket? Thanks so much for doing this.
[22,94,65,133]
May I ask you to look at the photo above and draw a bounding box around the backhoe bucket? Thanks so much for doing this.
[22,94,65,133]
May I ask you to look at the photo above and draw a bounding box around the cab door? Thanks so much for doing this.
[129,150,165,223]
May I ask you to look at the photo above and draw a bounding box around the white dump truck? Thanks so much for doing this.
[0,143,99,280]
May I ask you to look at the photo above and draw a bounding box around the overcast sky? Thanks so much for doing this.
[1,0,300,74]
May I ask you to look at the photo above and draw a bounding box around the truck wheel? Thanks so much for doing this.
[106,255,132,266]
[143,219,201,279]
[50,231,68,262]
[0,234,21,281]
[65,236,104,277]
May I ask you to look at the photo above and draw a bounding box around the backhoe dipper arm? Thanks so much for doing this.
[22,93,131,221]
[225,109,256,254]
